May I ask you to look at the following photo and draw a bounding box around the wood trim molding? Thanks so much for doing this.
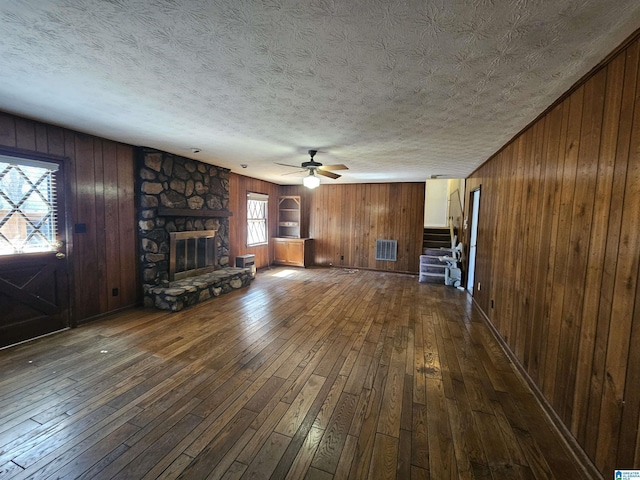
[471,298,604,480]
[157,208,233,217]
[0,144,69,163]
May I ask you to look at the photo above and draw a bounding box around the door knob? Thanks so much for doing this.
[55,252,66,259]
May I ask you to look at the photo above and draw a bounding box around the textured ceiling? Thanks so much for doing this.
[1,1,640,185]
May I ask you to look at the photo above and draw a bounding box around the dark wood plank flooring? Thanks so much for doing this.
[0,267,585,479]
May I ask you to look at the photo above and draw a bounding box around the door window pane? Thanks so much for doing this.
[0,157,59,255]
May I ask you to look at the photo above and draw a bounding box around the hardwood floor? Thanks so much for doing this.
[0,267,585,479]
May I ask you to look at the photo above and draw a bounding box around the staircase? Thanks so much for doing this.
[419,228,455,284]
[423,227,452,249]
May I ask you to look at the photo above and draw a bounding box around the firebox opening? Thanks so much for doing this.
[169,230,218,281]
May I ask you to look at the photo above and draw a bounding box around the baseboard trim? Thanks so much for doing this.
[471,299,603,480]
[325,264,419,277]
[75,302,142,326]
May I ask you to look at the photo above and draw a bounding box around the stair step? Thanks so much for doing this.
[424,233,450,240]
[422,248,453,257]
[424,242,451,249]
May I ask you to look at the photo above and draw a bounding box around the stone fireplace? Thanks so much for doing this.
[137,148,252,310]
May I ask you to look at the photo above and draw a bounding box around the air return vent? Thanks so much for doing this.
[375,239,397,261]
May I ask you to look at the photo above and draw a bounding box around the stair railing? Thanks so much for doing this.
[448,188,464,248]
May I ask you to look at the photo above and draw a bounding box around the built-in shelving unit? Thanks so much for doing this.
[277,196,301,238]
[274,195,313,267]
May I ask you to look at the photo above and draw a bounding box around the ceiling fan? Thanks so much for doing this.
[276,150,348,189]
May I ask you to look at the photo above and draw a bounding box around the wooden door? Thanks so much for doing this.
[0,154,69,348]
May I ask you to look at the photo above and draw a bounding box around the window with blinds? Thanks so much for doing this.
[0,155,60,255]
[247,192,268,246]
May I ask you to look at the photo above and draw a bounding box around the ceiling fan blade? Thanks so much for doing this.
[316,170,341,179]
[275,162,303,168]
[281,169,308,176]
[319,164,348,171]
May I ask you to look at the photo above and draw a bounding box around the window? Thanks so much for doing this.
[0,155,60,255]
[247,192,268,246]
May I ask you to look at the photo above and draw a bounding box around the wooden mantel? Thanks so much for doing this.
[157,208,233,218]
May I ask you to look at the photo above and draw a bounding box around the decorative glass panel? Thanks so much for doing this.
[0,159,59,255]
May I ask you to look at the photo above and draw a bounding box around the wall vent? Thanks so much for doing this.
[375,239,397,261]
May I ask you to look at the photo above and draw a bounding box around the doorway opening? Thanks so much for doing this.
[466,187,480,294]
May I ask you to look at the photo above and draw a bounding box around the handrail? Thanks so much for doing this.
[449,216,455,249]
[448,188,464,247]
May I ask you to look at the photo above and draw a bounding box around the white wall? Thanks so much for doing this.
[424,179,449,227]
[424,179,465,227]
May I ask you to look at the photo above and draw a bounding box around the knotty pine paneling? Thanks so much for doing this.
[281,182,425,273]
[0,111,138,324]
[465,33,640,475]
[229,173,280,269]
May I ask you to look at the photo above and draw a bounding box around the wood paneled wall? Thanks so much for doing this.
[230,177,425,273]
[281,183,425,273]
[229,173,280,269]
[0,112,138,323]
[465,33,640,475]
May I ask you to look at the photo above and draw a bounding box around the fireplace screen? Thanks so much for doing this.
[169,230,218,281]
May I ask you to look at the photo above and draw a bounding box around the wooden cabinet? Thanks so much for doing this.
[278,196,301,238]
[273,238,314,267]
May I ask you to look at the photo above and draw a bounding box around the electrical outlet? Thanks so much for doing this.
[491,299,494,308]
[477,282,481,291]
[340,255,344,260]
[112,288,119,296]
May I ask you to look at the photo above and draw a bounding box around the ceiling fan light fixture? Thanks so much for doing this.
[303,172,320,189]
